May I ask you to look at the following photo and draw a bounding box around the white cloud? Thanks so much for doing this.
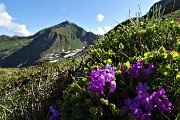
[97,26,112,35]
[0,3,30,36]
[97,14,104,22]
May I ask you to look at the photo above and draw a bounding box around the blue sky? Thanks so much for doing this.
[0,0,160,36]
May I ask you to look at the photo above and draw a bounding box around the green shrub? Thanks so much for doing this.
[61,19,180,120]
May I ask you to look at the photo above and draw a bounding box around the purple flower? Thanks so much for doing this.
[148,63,154,69]
[123,96,152,120]
[106,72,115,82]
[136,82,149,94]
[157,88,166,95]
[123,83,172,119]
[134,108,143,117]
[162,99,172,113]
[140,69,152,79]
[140,63,154,79]
[120,64,126,75]
[144,97,154,111]
[120,60,154,79]
[88,64,116,97]
[123,97,143,117]
[137,59,144,69]
[138,92,150,105]
[123,96,153,120]
[150,88,172,114]
[128,65,140,78]
[89,69,106,82]
[110,81,116,93]
[105,64,115,74]
[50,106,55,112]
[136,111,152,120]
[49,106,61,120]
[156,100,172,114]
[123,98,135,113]
[150,92,162,104]
[127,60,143,78]
[88,79,105,96]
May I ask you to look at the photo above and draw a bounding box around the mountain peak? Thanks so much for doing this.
[62,20,72,25]
[52,20,75,28]
[0,21,98,68]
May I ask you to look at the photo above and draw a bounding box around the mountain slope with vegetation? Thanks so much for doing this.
[0,15,179,120]
[119,0,180,26]
[161,9,180,21]
[0,35,32,60]
[60,19,180,120]
[0,1,180,120]
[149,0,180,15]
[0,21,98,68]
[59,2,180,119]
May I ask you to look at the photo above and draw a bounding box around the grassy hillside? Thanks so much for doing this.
[0,15,179,120]
[63,18,179,119]
[148,0,180,16]
[161,9,180,21]
[0,68,17,80]
[120,0,180,27]
[0,2,180,118]
[0,52,88,119]
[59,18,179,120]
[0,36,31,60]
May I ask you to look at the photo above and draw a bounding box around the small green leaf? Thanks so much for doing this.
[144,52,154,59]
[171,51,179,60]
[107,59,112,64]
[119,43,124,50]
[100,98,109,106]
[158,46,166,53]
[165,53,173,60]
[124,61,130,70]
[89,107,103,117]
[82,77,87,82]
[176,74,180,81]
[175,113,180,120]
[104,59,112,64]
[144,52,150,58]
[158,66,168,76]
[109,103,120,116]
[166,65,171,69]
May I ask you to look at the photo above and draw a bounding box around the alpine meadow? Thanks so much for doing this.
[0,0,180,120]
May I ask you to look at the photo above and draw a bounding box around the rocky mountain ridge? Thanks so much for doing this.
[0,21,98,68]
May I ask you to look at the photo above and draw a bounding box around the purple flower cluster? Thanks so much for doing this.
[121,60,154,79]
[49,106,61,120]
[88,64,116,97]
[150,88,172,115]
[123,82,172,120]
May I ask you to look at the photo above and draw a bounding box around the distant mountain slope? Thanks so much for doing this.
[0,35,32,60]
[0,21,98,68]
[161,9,180,21]
[113,0,180,30]
[148,0,180,15]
